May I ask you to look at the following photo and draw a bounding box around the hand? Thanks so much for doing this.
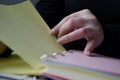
[51,9,104,56]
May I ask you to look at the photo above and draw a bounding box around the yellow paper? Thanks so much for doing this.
[0,54,45,75]
[0,0,66,75]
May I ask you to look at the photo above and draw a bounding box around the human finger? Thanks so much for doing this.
[50,16,70,36]
[83,40,95,56]
[57,28,86,44]
[50,12,81,36]
[58,18,82,37]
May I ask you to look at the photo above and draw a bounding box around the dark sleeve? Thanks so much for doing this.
[0,47,12,57]
[35,0,65,28]
[94,23,120,58]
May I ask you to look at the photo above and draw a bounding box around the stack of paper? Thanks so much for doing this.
[42,50,120,80]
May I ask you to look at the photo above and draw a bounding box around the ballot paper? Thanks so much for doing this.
[0,0,65,75]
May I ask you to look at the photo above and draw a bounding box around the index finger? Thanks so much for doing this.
[51,12,80,36]
[50,16,70,36]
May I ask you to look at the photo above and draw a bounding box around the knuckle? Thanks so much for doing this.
[81,28,88,36]
[68,19,76,27]
[80,9,91,15]
[82,9,90,13]
[90,16,97,21]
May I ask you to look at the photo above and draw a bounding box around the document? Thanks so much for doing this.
[0,0,65,75]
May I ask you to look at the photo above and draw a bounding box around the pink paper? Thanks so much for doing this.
[43,50,120,76]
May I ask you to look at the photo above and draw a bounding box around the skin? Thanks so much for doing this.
[51,9,104,56]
